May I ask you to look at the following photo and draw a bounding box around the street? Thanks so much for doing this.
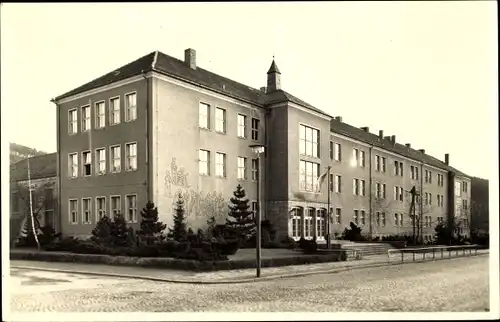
[9,255,489,312]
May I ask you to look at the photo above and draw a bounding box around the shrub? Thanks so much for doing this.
[91,216,114,246]
[137,201,166,245]
[167,195,188,242]
[298,237,318,254]
[226,184,255,243]
[72,241,105,255]
[341,222,366,241]
[110,213,131,247]
[220,238,239,255]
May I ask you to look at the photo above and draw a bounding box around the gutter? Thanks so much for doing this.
[50,98,61,235]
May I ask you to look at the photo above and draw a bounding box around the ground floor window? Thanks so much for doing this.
[317,208,326,238]
[291,207,302,239]
[304,208,314,239]
[125,194,137,223]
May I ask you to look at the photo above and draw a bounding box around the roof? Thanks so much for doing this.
[267,60,281,74]
[329,119,471,176]
[10,153,57,182]
[54,49,469,176]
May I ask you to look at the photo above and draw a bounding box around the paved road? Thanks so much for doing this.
[9,255,489,312]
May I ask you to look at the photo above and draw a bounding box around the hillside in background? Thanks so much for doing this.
[10,143,47,164]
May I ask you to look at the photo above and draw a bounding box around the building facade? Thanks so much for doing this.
[52,48,472,241]
[470,177,489,235]
[10,153,58,241]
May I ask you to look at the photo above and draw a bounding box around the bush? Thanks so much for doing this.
[91,216,114,246]
[298,237,318,254]
[220,238,239,255]
[137,201,166,245]
[72,241,105,255]
[167,195,188,242]
[341,222,366,241]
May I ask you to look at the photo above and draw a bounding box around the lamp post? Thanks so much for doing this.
[250,144,265,278]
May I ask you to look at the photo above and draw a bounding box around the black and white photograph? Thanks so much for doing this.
[1,1,498,320]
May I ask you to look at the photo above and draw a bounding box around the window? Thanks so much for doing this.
[399,162,404,177]
[335,208,341,224]
[360,151,365,167]
[360,210,366,225]
[376,212,381,227]
[299,160,319,192]
[82,151,92,176]
[237,157,247,180]
[415,167,419,180]
[96,197,106,221]
[329,173,334,192]
[381,157,386,172]
[251,118,260,140]
[96,148,106,175]
[335,175,342,193]
[376,183,382,198]
[304,208,314,239]
[197,102,210,129]
[125,195,137,223]
[455,181,461,196]
[81,105,91,131]
[329,141,334,159]
[199,150,210,175]
[410,166,415,180]
[125,142,137,171]
[382,183,386,199]
[429,193,432,205]
[463,199,468,210]
[394,186,403,201]
[428,171,433,183]
[251,158,258,181]
[291,208,302,239]
[44,209,54,227]
[394,161,403,176]
[424,192,428,205]
[110,145,121,173]
[237,114,246,138]
[111,196,121,217]
[68,109,78,134]
[125,93,137,122]
[353,178,359,195]
[334,143,342,162]
[299,124,320,158]
[463,182,468,193]
[215,107,226,133]
[82,198,91,224]
[381,212,386,226]
[317,209,326,238]
[437,174,444,187]
[215,152,226,177]
[68,153,78,178]
[394,213,400,226]
[95,101,106,128]
[69,199,78,224]
[376,155,381,171]
[353,210,359,225]
[360,180,366,196]
[110,97,120,125]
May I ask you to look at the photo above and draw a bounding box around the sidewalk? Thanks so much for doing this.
[10,250,488,284]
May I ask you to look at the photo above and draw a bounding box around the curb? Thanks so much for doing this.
[10,253,487,285]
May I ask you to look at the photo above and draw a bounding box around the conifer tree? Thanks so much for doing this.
[226,184,255,241]
[110,213,130,247]
[91,215,113,246]
[167,194,188,242]
[137,201,166,245]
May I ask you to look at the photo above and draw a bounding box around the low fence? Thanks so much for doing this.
[387,245,482,263]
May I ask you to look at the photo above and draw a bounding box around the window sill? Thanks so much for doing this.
[199,127,211,132]
[70,222,78,225]
[125,168,138,172]
[124,119,137,123]
[199,173,210,177]
[215,130,227,135]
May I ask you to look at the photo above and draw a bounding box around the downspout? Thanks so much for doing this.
[263,108,270,220]
[368,144,373,238]
[141,70,151,204]
[50,98,61,236]
[420,162,424,244]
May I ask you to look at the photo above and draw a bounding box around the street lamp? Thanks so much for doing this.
[250,144,265,278]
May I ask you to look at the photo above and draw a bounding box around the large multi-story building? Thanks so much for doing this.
[471,177,489,235]
[51,48,472,241]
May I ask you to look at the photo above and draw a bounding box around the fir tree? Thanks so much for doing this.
[137,201,166,245]
[226,184,255,241]
[91,215,113,246]
[110,213,130,247]
[167,194,188,242]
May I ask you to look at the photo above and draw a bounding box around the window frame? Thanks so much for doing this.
[68,108,78,134]
[237,113,247,138]
[81,197,92,224]
[124,92,137,122]
[125,194,138,223]
[109,96,121,125]
[94,100,106,129]
[95,196,107,221]
[81,105,91,132]
[69,199,78,225]
[81,150,92,177]
[215,107,227,134]
[95,147,106,175]
[199,102,210,129]
[125,142,138,171]
[215,152,226,178]
[110,145,121,173]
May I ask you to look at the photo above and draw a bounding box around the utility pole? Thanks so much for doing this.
[326,166,332,249]
[409,186,418,245]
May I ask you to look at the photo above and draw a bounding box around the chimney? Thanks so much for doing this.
[379,130,384,139]
[360,127,369,132]
[419,149,425,154]
[391,135,396,143]
[445,153,449,165]
[405,143,411,148]
[335,116,343,122]
[260,87,266,92]
[184,48,196,70]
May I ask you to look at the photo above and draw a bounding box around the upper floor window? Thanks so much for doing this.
[215,107,226,133]
[334,143,342,162]
[463,181,468,193]
[329,141,334,159]
[68,109,78,134]
[299,160,319,192]
[125,142,137,171]
[68,153,78,178]
[237,114,246,138]
[376,155,381,171]
[215,152,226,177]
[353,209,359,225]
[251,118,260,141]
[455,181,461,196]
[335,175,342,193]
[199,150,210,175]
[96,148,106,175]
[394,161,403,176]
[111,196,121,217]
[376,182,387,199]
[125,93,137,122]
[110,145,121,173]
[81,105,91,131]
[335,208,342,224]
[251,158,258,181]
[237,157,247,180]
[299,124,319,158]
[437,174,444,187]
[110,97,121,125]
[95,101,106,128]
[394,186,404,201]
[352,148,365,167]
[82,151,92,176]
[199,102,210,129]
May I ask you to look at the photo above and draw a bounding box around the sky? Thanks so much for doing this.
[1,2,498,180]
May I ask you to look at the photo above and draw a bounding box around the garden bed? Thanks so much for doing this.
[10,248,348,272]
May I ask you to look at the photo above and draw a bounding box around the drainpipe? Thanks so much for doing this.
[50,98,61,236]
[369,144,373,238]
[141,70,151,204]
[420,162,424,244]
[263,107,270,220]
